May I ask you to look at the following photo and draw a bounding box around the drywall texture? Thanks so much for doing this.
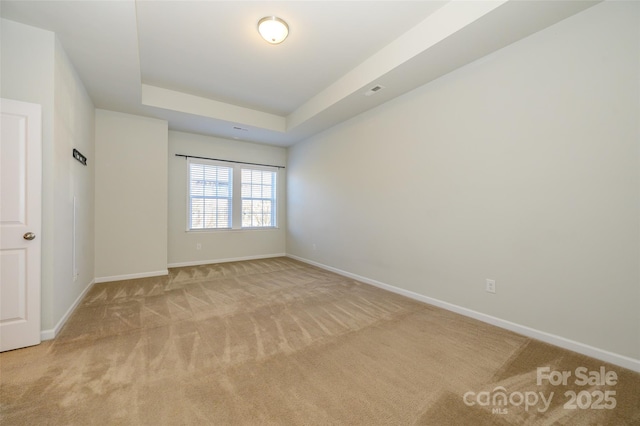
[168,131,286,266]
[1,19,95,331]
[94,110,168,280]
[287,2,640,360]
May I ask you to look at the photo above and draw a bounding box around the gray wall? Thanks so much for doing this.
[287,2,640,360]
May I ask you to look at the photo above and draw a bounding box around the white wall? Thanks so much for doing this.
[1,19,95,332]
[168,131,286,266]
[52,38,95,327]
[94,110,168,281]
[287,2,640,361]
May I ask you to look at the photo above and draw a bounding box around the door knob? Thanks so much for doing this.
[23,232,36,240]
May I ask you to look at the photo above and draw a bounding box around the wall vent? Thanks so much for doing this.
[364,84,386,97]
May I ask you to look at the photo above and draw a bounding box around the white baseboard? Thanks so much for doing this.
[287,254,640,373]
[168,253,287,268]
[41,279,95,341]
[94,269,168,284]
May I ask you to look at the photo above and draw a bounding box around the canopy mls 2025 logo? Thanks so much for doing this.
[462,366,618,415]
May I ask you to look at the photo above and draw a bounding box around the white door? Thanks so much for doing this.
[0,98,42,352]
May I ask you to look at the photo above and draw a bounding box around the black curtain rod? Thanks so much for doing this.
[175,154,285,169]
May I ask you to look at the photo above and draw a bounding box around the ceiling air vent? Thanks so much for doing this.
[364,85,385,97]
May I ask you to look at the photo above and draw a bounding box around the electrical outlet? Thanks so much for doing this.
[196,243,202,250]
[312,243,317,251]
[486,279,496,294]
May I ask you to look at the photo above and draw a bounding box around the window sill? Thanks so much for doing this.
[186,227,280,233]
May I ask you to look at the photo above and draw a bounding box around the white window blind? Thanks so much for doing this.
[189,161,232,229]
[241,168,277,228]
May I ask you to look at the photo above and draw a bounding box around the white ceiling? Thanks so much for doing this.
[1,0,600,147]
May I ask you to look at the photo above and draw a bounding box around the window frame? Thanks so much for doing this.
[240,166,278,229]
[186,158,279,232]
[186,159,233,231]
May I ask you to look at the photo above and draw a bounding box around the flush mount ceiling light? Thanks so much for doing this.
[258,16,289,44]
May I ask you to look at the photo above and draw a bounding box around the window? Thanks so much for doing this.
[242,168,276,228]
[189,161,232,229]
[187,159,278,230]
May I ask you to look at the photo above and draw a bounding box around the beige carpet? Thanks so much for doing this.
[1,257,638,425]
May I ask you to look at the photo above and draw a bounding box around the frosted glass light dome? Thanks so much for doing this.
[258,17,289,44]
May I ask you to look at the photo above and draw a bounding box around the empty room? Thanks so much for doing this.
[1,0,639,424]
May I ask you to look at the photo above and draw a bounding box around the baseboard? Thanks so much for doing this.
[168,253,287,268]
[287,254,640,373]
[94,269,169,284]
[41,279,95,341]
